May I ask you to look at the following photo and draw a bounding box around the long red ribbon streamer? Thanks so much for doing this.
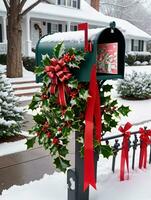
[119,122,132,181]
[84,64,101,191]
[139,128,151,169]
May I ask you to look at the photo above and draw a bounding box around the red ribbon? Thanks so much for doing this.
[45,58,72,107]
[139,128,151,169]
[84,64,101,191]
[118,122,132,181]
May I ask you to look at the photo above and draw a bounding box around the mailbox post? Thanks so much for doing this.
[35,22,125,200]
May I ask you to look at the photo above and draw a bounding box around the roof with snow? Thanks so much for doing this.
[0,0,151,40]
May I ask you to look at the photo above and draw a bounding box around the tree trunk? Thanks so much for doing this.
[7,0,23,78]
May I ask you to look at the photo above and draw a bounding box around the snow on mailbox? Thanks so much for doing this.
[36,22,125,82]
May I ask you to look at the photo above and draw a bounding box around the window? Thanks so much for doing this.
[70,25,77,31]
[57,0,80,8]
[72,0,77,8]
[131,39,144,51]
[47,23,63,34]
[138,40,144,51]
[0,24,2,43]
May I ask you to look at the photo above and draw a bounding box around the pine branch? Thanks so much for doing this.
[21,0,47,16]
[3,0,10,10]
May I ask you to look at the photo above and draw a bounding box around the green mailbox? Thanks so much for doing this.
[36,22,125,82]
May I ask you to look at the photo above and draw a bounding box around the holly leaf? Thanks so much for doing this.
[58,146,69,157]
[102,84,113,92]
[42,54,50,66]
[100,145,113,158]
[33,114,46,124]
[110,100,118,107]
[68,78,78,89]
[62,127,71,137]
[53,42,65,58]
[109,119,118,128]
[118,105,131,116]
[104,113,112,122]
[29,94,41,110]
[54,157,70,172]
[34,66,44,75]
[26,137,36,149]
[79,89,89,100]
[65,109,74,120]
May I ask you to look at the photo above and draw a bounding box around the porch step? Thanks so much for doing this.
[10,79,42,103]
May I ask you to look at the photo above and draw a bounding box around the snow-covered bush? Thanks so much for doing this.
[134,61,141,66]
[141,61,149,65]
[117,71,151,100]
[125,51,151,66]
[0,66,24,138]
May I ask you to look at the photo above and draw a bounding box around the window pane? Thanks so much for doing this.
[47,23,51,34]
[51,24,58,34]
[60,0,65,5]
[67,0,71,6]
[72,0,77,8]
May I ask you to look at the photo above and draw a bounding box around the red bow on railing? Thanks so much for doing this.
[139,128,151,169]
[118,122,132,181]
[45,58,72,106]
[84,64,101,191]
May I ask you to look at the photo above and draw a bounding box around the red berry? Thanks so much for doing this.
[52,137,59,145]
[71,54,75,60]
[58,127,62,132]
[46,132,51,138]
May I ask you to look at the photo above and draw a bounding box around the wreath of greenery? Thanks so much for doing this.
[27,42,130,172]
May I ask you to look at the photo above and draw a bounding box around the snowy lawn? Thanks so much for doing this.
[0,131,29,157]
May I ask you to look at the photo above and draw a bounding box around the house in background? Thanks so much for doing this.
[0,0,151,57]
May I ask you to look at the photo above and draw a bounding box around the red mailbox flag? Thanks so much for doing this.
[78,23,90,52]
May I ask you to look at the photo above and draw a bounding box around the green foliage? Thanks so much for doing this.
[100,145,113,159]
[54,42,65,58]
[101,84,131,134]
[117,71,151,99]
[27,42,131,173]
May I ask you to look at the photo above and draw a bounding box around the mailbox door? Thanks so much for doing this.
[96,28,125,80]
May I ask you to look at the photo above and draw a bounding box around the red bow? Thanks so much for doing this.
[84,64,102,191]
[139,128,151,169]
[45,58,72,106]
[118,122,132,181]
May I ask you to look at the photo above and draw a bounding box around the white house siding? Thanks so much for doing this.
[125,39,132,52]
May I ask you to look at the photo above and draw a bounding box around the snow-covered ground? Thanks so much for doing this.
[0,131,29,157]
[1,65,151,199]
[1,151,151,200]
[0,139,27,157]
